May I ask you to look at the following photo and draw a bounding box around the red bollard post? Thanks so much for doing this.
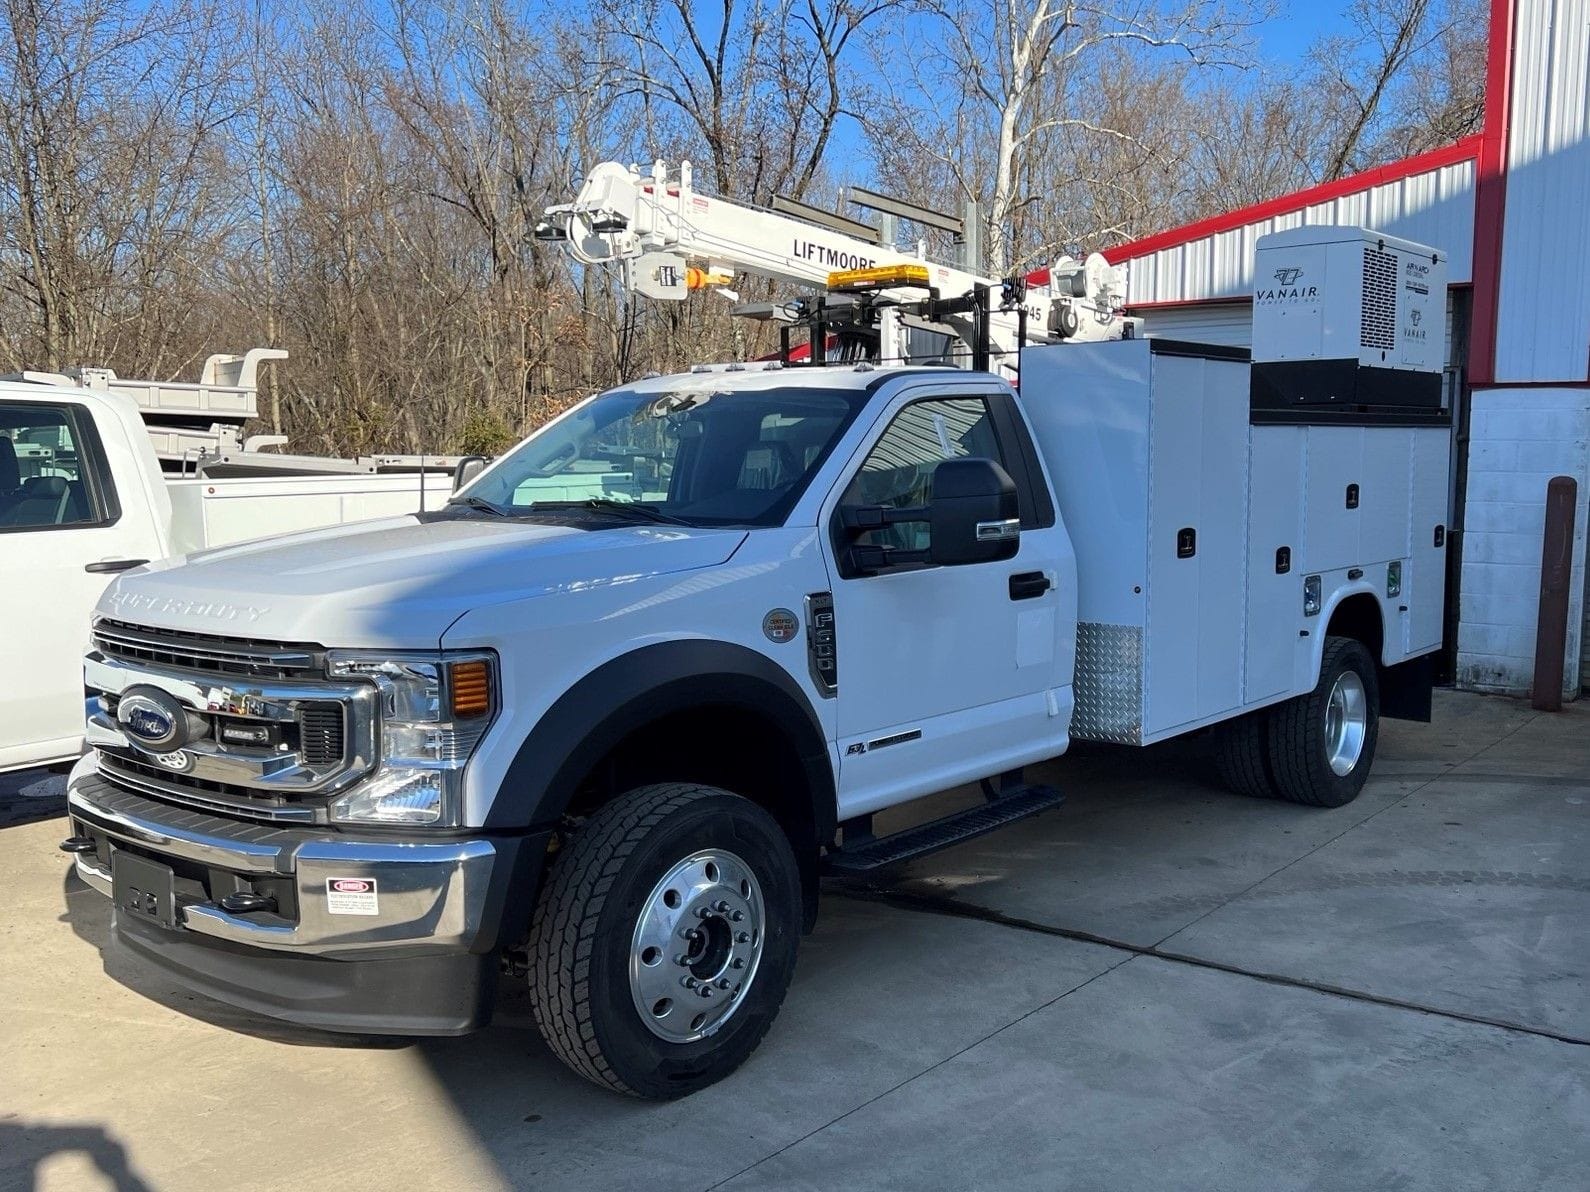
[1531,475,1578,712]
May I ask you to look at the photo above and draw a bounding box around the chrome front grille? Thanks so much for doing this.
[84,627,377,824]
[92,619,321,680]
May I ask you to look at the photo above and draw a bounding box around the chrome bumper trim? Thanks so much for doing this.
[69,770,497,956]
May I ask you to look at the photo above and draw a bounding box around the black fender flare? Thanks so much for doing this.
[485,638,837,842]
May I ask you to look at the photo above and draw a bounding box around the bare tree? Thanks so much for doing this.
[0,0,240,371]
[0,0,1491,459]
[864,0,1263,274]
[1314,0,1433,179]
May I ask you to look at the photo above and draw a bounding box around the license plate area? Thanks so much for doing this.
[111,849,178,930]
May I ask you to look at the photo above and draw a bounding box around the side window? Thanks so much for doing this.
[0,403,112,531]
[841,396,1006,553]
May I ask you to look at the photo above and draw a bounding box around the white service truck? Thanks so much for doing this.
[1,377,453,773]
[59,227,1450,1098]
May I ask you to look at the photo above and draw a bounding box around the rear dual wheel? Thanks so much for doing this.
[1215,635,1379,808]
[527,783,801,1099]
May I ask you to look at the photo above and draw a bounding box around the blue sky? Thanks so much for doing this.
[1256,1,1357,63]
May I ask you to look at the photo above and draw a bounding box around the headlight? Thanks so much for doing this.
[326,651,496,827]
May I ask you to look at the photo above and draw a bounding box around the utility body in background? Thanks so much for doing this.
[0,355,461,774]
[58,225,1451,1098]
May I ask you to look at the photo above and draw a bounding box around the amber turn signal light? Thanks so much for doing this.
[449,659,492,718]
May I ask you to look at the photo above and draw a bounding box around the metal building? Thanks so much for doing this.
[1098,0,1590,698]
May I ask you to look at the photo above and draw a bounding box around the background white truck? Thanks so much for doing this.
[57,227,1450,1099]
[1,365,457,774]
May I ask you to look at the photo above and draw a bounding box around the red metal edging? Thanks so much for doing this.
[1467,0,1517,386]
[1096,135,1484,267]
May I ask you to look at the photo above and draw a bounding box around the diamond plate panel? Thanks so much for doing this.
[1071,623,1144,745]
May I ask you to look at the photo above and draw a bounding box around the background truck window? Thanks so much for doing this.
[0,403,104,530]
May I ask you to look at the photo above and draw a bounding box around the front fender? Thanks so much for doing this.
[482,638,836,838]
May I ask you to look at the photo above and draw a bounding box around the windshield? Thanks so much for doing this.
[456,383,866,528]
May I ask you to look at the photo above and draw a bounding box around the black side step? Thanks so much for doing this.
[824,784,1065,875]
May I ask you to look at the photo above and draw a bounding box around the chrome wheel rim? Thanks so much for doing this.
[1324,670,1368,776]
[629,849,765,1043]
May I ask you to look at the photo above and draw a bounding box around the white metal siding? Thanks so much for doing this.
[1136,291,1459,369]
[1493,0,1590,384]
[1135,303,1255,347]
[1123,159,1476,306]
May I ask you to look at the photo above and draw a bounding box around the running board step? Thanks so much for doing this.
[824,785,1065,875]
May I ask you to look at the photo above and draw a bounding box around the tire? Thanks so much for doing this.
[1214,709,1277,800]
[527,783,801,1099]
[1266,636,1380,807]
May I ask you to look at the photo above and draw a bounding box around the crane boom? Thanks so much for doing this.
[540,160,1124,377]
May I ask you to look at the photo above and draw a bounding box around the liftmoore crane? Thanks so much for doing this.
[536,160,1127,380]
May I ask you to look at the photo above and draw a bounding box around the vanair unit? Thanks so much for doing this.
[1250,226,1448,415]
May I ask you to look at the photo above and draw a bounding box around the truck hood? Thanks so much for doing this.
[99,515,749,646]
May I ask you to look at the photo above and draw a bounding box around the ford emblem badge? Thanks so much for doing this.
[116,688,191,753]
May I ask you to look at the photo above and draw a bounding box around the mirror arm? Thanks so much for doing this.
[839,503,930,535]
[848,543,930,573]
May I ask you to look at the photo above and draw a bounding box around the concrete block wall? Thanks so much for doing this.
[1457,388,1590,696]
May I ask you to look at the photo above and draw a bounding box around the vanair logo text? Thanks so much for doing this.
[1255,266,1318,304]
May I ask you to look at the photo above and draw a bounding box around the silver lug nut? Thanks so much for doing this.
[675,954,692,966]
[736,931,750,943]
[696,906,713,919]
[714,900,730,913]
[717,978,730,989]
[730,910,744,922]
[682,976,698,989]
[732,958,745,969]
[699,986,713,998]
[682,927,702,941]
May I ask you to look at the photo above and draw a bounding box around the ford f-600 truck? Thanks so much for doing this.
[59,227,1452,1098]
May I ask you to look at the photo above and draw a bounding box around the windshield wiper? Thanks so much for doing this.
[446,494,512,516]
[534,498,695,526]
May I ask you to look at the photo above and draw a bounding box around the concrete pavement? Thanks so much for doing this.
[2,691,1587,1191]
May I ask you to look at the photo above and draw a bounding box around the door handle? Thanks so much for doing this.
[84,559,148,574]
[1008,571,1051,601]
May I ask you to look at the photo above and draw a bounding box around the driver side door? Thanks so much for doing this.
[823,391,1071,819]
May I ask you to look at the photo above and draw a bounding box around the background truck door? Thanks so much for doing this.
[824,391,1072,818]
[0,400,163,771]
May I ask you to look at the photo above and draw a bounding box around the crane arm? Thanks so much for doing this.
[539,160,1123,372]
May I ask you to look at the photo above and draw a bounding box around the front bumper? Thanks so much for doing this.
[66,769,547,1034]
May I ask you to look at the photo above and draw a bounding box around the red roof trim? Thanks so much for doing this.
[1099,134,1484,265]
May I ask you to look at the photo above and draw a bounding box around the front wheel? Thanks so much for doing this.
[527,783,801,1099]
[1266,636,1380,807]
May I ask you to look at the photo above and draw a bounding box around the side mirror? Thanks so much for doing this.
[928,457,1020,566]
[453,455,488,492]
